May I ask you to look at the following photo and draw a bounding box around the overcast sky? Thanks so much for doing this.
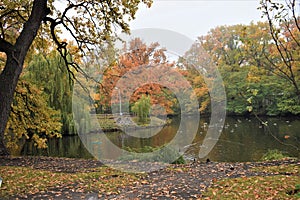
[129,1,263,40]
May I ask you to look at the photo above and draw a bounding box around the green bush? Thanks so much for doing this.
[120,145,185,164]
[261,149,289,161]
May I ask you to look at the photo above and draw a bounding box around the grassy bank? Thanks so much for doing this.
[203,163,300,199]
[0,165,142,199]
[0,156,299,199]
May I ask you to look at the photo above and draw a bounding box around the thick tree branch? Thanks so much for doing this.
[0,38,13,54]
[14,0,48,63]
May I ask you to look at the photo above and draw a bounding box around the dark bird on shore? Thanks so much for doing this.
[206,158,210,163]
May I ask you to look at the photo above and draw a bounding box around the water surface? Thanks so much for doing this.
[23,116,300,162]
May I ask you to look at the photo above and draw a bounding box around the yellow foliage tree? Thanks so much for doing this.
[0,0,152,155]
[5,80,62,155]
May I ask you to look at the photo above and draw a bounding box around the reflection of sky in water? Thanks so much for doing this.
[23,116,300,162]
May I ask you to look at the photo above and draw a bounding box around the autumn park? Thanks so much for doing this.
[0,0,300,199]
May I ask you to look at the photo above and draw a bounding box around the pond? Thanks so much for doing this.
[22,116,300,162]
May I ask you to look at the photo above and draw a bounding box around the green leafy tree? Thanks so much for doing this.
[199,24,247,71]
[0,0,152,155]
[197,21,300,116]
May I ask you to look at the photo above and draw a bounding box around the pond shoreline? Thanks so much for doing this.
[1,155,299,172]
[95,114,170,133]
[89,123,166,134]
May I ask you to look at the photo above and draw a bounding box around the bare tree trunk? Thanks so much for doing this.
[0,0,48,156]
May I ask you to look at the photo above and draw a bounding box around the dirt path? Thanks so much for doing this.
[108,160,299,199]
[0,156,299,199]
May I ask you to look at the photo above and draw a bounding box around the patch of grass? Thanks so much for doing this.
[261,149,290,161]
[0,166,141,198]
[97,117,117,129]
[287,184,300,197]
[203,175,300,199]
[251,164,299,175]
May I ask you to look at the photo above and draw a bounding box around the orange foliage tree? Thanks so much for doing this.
[98,38,191,115]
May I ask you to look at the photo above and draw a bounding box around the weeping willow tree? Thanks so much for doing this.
[24,51,76,135]
[132,95,151,123]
